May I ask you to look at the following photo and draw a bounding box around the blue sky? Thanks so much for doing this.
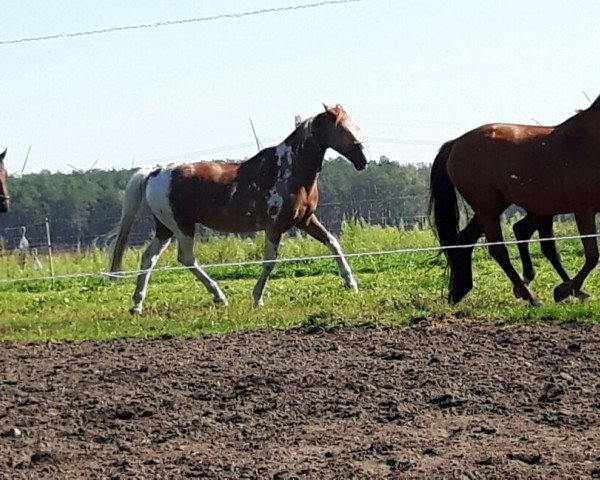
[2,0,599,173]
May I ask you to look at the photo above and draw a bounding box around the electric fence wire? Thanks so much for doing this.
[1,0,363,46]
[1,231,598,285]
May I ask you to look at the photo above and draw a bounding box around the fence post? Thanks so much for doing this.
[45,217,55,287]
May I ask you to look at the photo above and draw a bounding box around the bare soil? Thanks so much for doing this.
[1,319,599,479]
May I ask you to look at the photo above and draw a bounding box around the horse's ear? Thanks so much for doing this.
[0,149,6,162]
[323,103,330,112]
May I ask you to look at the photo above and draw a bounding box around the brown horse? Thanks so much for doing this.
[429,93,600,305]
[110,104,367,314]
[0,149,9,213]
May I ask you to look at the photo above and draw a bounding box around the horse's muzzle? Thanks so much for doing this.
[347,144,368,171]
[0,199,9,213]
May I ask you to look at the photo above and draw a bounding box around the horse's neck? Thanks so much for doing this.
[555,108,600,147]
[284,124,326,187]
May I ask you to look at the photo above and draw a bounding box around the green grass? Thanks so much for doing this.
[1,221,599,341]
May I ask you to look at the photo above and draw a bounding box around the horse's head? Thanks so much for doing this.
[316,104,368,171]
[0,149,8,213]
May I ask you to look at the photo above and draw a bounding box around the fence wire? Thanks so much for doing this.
[1,230,598,285]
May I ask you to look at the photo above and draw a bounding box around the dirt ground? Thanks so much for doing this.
[1,319,599,479]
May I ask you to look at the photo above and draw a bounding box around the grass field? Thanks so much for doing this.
[1,220,599,341]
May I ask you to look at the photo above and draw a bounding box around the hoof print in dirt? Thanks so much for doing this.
[428,393,467,409]
[471,424,496,435]
[381,349,406,361]
[507,452,542,465]
[385,458,412,472]
[538,383,565,403]
[422,447,438,456]
[30,451,56,466]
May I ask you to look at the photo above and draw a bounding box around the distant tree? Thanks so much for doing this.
[0,159,432,248]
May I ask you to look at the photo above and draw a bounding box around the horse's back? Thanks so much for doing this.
[446,123,568,214]
[173,161,240,185]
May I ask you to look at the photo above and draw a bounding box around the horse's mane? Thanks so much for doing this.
[554,93,600,133]
[326,104,348,126]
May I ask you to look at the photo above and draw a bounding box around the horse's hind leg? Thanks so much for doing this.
[554,212,597,302]
[513,214,537,284]
[479,214,540,306]
[131,222,173,314]
[298,215,358,290]
[252,229,282,307]
[175,229,227,305]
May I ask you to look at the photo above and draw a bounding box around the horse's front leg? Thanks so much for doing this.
[554,212,598,302]
[176,230,227,305]
[252,229,282,307]
[479,214,540,306]
[298,215,357,291]
[536,214,589,301]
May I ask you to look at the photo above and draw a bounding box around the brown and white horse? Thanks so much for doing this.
[0,149,9,213]
[110,105,367,314]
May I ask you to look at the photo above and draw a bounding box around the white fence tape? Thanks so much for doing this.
[1,231,599,285]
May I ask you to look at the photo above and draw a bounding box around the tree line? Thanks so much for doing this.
[0,157,431,250]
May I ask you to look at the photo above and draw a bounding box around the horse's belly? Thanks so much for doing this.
[196,212,267,233]
[503,174,569,215]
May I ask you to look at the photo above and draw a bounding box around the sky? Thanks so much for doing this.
[2,0,599,173]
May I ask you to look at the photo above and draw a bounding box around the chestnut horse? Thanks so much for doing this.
[110,105,367,314]
[429,93,600,305]
[0,149,9,213]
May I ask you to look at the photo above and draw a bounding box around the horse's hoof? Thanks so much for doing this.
[574,290,590,302]
[129,306,142,315]
[553,282,573,303]
[448,289,466,304]
[253,298,264,308]
[214,296,228,306]
[523,275,534,286]
[513,285,538,304]
[529,297,542,307]
[345,282,358,292]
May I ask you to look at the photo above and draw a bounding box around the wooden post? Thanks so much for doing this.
[45,218,55,287]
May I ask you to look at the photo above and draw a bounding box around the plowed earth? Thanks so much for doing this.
[1,320,599,479]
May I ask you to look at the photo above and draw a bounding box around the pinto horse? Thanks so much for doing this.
[110,104,367,314]
[429,93,600,305]
[0,149,9,213]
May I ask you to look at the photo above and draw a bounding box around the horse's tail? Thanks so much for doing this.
[108,169,150,274]
[429,140,469,302]
[428,140,459,247]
